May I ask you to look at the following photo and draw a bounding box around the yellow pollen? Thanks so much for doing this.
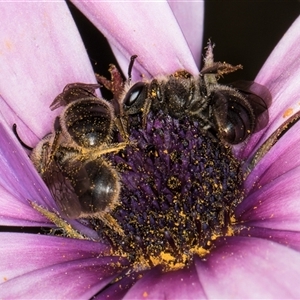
[283,108,293,118]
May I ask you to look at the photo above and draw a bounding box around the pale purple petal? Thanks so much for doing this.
[0,260,115,299]
[235,112,300,231]
[239,227,300,252]
[0,233,125,299]
[196,237,300,299]
[0,119,98,238]
[0,119,55,226]
[72,2,200,81]
[236,16,300,159]
[0,233,108,279]
[236,166,300,232]
[0,2,96,141]
[244,119,300,193]
[96,269,145,299]
[123,264,206,300]
[168,0,204,68]
[0,95,38,151]
[0,188,49,226]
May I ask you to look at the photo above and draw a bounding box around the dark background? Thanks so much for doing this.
[202,0,300,83]
[67,0,300,84]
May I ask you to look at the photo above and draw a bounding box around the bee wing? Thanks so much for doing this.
[42,159,82,219]
[230,80,272,133]
[209,79,260,144]
[50,83,100,110]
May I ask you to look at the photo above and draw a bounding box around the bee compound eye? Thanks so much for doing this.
[123,82,147,114]
[62,98,113,148]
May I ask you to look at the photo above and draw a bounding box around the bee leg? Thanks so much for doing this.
[95,64,124,101]
[114,116,129,141]
[201,41,242,84]
[29,201,89,240]
[96,65,130,140]
[98,213,125,236]
[142,97,152,128]
[85,141,130,162]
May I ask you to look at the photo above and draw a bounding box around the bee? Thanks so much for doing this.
[98,42,271,144]
[30,83,128,234]
[14,42,271,235]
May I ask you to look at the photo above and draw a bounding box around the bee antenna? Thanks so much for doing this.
[12,124,33,151]
[128,55,138,81]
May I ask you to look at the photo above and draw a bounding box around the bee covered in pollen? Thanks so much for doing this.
[30,83,129,234]
[107,42,272,145]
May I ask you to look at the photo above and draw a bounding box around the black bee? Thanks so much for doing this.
[29,83,128,234]
[106,43,271,144]
[14,42,271,233]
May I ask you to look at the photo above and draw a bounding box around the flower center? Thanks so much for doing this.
[92,110,244,272]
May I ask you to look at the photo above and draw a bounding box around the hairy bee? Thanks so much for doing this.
[15,42,271,235]
[98,43,271,144]
[30,84,128,234]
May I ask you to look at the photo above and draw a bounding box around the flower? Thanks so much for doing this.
[1,2,300,299]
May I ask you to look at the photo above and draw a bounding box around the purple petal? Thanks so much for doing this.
[237,118,300,231]
[97,269,147,299]
[123,265,206,300]
[0,119,98,238]
[239,226,300,253]
[0,119,55,226]
[0,260,116,299]
[72,2,200,80]
[168,0,204,68]
[0,232,108,278]
[236,166,300,231]
[236,16,300,159]
[0,2,96,141]
[0,233,124,299]
[0,95,39,151]
[196,236,300,298]
[0,188,49,226]
[244,119,300,194]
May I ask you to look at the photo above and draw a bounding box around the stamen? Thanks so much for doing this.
[97,111,244,271]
